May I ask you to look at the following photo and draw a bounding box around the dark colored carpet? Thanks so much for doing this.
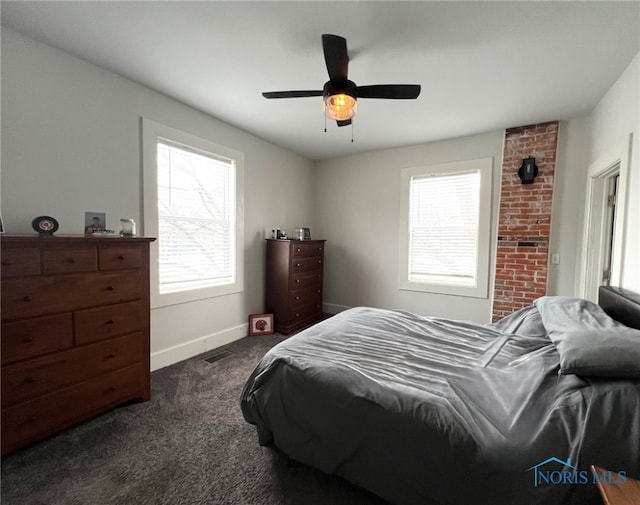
[1,334,390,505]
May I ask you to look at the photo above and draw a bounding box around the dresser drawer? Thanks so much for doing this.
[1,364,141,454]
[99,245,141,270]
[1,332,141,408]
[74,300,141,345]
[292,271,323,289]
[290,302,322,324]
[2,271,142,320]
[42,246,97,274]
[1,314,73,365]
[291,242,325,258]
[291,256,323,274]
[290,286,322,308]
[1,248,40,278]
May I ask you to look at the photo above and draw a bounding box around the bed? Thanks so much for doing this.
[240,287,640,505]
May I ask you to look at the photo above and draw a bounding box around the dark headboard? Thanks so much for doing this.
[598,286,640,330]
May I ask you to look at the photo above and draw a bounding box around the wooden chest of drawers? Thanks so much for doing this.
[1,235,155,454]
[265,239,326,335]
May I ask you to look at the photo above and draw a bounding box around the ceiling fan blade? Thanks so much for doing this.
[262,90,323,99]
[336,119,352,127]
[356,84,421,99]
[322,34,348,82]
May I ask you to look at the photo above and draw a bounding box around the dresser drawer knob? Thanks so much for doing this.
[295,279,300,284]
[106,286,115,291]
[23,336,34,343]
[25,377,36,384]
[317,260,322,264]
[23,295,33,302]
[66,257,76,263]
[295,313,300,317]
[295,296,300,301]
[317,289,321,293]
[296,248,301,252]
[296,263,301,267]
[117,255,125,260]
[108,353,117,359]
[108,386,117,392]
[106,319,115,325]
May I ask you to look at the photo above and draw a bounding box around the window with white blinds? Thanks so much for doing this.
[399,158,492,298]
[408,171,479,285]
[156,140,236,294]
[142,119,244,307]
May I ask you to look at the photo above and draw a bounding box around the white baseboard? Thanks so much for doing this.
[323,302,351,314]
[150,323,248,371]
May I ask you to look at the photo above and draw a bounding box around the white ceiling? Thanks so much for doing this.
[2,1,639,161]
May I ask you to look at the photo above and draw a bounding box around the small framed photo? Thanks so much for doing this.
[84,211,106,235]
[249,313,274,336]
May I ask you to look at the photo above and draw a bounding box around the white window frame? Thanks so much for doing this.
[398,157,493,298]
[142,118,244,308]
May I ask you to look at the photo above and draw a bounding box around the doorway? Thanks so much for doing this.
[580,136,631,301]
[601,173,619,287]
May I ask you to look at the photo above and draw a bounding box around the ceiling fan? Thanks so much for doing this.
[262,34,421,127]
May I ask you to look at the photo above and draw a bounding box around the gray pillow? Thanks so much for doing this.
[534,296,621,336]
[551,328,640,378]
[534,296,640,378]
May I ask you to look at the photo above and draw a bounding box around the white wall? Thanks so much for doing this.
[1,28,316,369]
[584,52,640,292]
[549,118,588,296]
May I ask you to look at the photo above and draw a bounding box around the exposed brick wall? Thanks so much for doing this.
[492,122,559,322]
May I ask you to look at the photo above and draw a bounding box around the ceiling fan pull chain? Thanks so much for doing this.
[351,121,354,143]
[324,114,327,133]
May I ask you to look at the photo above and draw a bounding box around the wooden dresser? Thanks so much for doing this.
[265,239,325,335]
[1,235,155,455]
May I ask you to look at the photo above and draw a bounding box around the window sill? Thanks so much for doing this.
[151,281,244,309]
[398,280,488,299]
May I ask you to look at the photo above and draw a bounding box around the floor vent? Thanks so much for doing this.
[204,349,234,364]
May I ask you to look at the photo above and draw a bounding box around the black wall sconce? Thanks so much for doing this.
[518,156,539,184]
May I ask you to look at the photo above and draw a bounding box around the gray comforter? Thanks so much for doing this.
[241,305,640,505]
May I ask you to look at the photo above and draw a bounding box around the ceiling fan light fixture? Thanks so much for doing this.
[262,35,421,130]
[324,93,357,121]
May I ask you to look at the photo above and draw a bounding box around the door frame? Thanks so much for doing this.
[579,134,632,301]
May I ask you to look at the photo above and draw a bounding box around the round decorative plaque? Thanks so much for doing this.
[32,216,59,235]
